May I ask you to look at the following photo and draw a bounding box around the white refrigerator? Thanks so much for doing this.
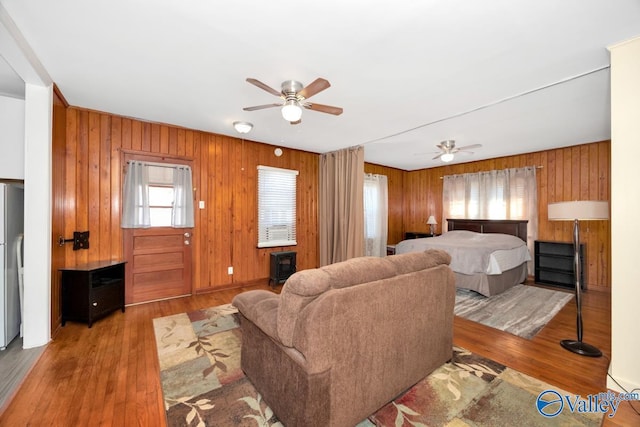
[0,183,24,350]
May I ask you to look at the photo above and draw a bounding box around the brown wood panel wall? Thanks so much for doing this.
[56,107,319,308]
[364,163,405,245]
[53,101,610,329]
[402,140,611,291]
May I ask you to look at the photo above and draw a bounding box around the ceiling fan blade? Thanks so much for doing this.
[432,153,444,160]
[246,78,282,97]
[298,78,330,99]
[456,144,482,151]
[243,103,282,111]
[304,102,343,115]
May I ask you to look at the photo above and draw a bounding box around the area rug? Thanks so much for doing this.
[454,284,573,339]
[153,304,600,427]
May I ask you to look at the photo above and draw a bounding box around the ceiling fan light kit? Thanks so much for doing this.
[441,153,455,162]
[281,99,303,122]
[233,121,253,134]
[244,77,343,123]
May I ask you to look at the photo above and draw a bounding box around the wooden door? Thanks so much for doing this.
[124,227,193,305]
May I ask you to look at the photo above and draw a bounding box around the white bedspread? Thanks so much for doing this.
[394,230,531,275]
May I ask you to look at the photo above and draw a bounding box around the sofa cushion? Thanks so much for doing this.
[321,256,397,289]
[278,256,397,346]
[386,249,451,275]
[232,290,280,339]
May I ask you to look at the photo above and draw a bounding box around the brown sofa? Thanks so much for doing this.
[232,249,455,427]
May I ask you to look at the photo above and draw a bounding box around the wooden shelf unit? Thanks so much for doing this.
[534,240,584,290]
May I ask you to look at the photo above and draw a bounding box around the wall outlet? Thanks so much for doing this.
[199,200,205,209]
[227,266,233,275]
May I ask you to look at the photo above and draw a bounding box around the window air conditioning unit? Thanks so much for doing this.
[267,225,290,241]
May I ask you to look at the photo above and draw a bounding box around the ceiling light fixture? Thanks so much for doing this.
[233,121,253,134]
[281,99,302,122]
[441,153,454,162]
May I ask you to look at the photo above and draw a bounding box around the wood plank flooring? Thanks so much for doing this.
[0,281,637,426]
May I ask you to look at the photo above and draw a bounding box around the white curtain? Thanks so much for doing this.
[122,161,194,229]
[443,166,538,271]
[172,165,195,228]
[121,161,151,228]
[363,173,388,257]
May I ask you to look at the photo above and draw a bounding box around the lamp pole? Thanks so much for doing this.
[559,218,602,357]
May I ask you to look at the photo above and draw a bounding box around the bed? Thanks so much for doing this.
[394,219,530,296]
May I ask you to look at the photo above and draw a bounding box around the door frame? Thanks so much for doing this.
[121,150,195,304]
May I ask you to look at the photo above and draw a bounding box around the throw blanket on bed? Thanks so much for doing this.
[394,230,528,275]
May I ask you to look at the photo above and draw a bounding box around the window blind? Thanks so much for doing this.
[257,165,298,248]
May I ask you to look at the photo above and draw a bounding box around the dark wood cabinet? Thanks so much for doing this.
[534,241,584,290]
[270,251,296,287]
[61,260,126,327]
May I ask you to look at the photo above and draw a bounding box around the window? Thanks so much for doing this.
[147,165,175,227]
[257,165,298,248]
[121,161,194,229]
[442,166,538,272]
[442,167,536,223]
[363,173,388,257]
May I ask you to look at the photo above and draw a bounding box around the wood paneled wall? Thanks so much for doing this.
[55,107,319,309]
[52,101,611,340]
[402,141,611,291]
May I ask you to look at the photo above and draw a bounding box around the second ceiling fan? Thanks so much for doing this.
[433,140,482,162]
[243,77,343,124]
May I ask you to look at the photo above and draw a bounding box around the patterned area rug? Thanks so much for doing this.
[153,304,601,427]
[454,285,573,339]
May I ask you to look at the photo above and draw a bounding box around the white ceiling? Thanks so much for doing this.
[2,0,639,170]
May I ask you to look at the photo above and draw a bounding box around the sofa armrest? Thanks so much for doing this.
[232,290,281,344]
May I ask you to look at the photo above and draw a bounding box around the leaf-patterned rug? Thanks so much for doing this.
[153,304,602,427]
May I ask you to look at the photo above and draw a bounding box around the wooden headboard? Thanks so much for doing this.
[446,219,528,241]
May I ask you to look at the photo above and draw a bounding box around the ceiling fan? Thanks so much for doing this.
[243,78,343,124]
[432,140,482,162]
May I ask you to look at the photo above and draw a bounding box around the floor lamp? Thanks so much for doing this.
[548,200,608,357]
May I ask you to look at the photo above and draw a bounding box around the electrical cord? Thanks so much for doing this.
[602,354,640,418]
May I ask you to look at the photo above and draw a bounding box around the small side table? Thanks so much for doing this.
[61,260,126,327]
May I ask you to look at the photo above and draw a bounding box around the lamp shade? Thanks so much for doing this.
[427,215,437,225]
[548,201,609,221]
